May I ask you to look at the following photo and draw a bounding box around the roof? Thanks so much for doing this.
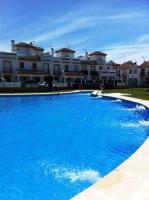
[15,42,44,51]
[55,48,76,53]
[140,61,149,68]
[119,61,137,69]
[107,60,120,66]
[89,51,107,56]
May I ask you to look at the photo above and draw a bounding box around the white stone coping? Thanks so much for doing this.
[72,92,149,200]
[0,90,92,96]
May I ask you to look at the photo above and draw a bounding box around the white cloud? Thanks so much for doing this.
[27,9,145,44]
[44,37,90,52]
[105,11,145,21]
[28,16,96,43]
[105,35,149,64]
[136,34,149,44]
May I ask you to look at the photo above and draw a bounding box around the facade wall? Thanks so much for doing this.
[56,52,75,58]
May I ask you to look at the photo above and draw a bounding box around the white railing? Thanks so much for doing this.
[53,82,68,88]
[0,82,21,88]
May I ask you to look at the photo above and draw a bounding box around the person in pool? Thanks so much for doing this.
[100,83,105,94]
[95,82,104,96]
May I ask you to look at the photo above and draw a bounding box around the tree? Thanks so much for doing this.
[44,76,53,90]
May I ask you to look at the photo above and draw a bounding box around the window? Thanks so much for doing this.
[102,76,107,80]
[129,69,132,74]
[107,66,110,70]
[64,53,70,57]
[128,78,131,84]
[74,65,78,71]
[65,65,69,72]
[134,69,138,74]
[91,66,95,72]
[133,78,137,85]
[3,61,11,68]
[82,66,87,71]
[33,63,37,70]
[98,57,105,63]
[53,64,60,74]
[20,62,24,69]
[3,61,11,72]
[43,63,49,73]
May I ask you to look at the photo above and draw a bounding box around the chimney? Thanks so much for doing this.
[51,48,54,57]
[11,40,15,52]
[85,51,88,60]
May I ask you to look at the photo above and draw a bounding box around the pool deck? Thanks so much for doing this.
[72,92,149,200]
[0,90,149,200]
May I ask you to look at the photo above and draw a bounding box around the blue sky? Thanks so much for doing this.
[0,0,149,63]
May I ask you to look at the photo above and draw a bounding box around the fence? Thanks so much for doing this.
[0,82,21,88]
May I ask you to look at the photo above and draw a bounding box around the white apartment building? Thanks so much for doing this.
[0,40,117,88]
[116,61,141,87]
[139,61,149,86]
[1,40,149,89]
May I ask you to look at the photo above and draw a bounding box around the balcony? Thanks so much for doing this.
[17,55,40,61]
[2,68,13,74]
[17,69,49,76]
[53,71,61,76]
[64,71,87,76]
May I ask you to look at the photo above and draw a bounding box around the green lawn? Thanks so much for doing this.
[105,88,149,100]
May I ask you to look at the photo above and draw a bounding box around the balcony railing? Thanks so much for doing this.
[64,71,87,76]
[2,69,13,73]
[17,69,49,75]
[53,71,61,75]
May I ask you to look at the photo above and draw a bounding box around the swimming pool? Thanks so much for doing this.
[0,93,148,200]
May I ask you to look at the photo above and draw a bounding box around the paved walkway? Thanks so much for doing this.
[72,92,149,200]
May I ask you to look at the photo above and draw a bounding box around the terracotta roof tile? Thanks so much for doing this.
[140,61,149,68]
[55,48,75,53]
[15,42,44,51]
[119,61,137,69]
[89,51,107,56]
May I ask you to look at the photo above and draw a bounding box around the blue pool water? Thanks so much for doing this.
[0,93,148,200]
